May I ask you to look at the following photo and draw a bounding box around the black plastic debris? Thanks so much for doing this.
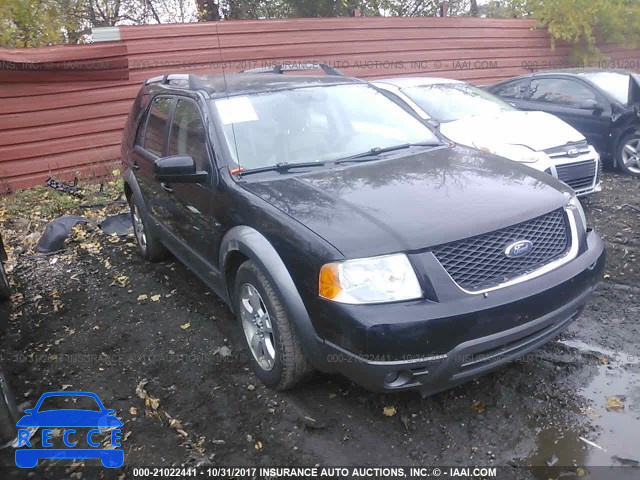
[36,216,92,253]
[45,177,84,199]
[99,213,132,236]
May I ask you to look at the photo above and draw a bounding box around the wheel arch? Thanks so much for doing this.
[219,226,325,366]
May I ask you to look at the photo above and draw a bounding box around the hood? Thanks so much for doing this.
[440,110,585,152]
[242,146,572,258]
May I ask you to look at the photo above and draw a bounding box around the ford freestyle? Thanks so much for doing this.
[121,70,605,396]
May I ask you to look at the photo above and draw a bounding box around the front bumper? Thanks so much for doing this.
[545,147,601,197]
[313,230,605,395]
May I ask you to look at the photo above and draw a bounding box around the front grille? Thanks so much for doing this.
[556,159,597,191]
[431,209,570,291]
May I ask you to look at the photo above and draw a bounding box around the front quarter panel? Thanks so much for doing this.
[218,224,339,368]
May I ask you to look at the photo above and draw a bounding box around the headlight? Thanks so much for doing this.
[319,253,422,304]
[474,142,548,164]
[567,194,587,229]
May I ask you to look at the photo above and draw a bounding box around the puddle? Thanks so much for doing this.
[525,340,640,477]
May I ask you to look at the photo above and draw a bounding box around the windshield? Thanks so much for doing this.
[212,84,439,170]
[582,72,630,105]
[37,395,101,412]
[403,83,516,123]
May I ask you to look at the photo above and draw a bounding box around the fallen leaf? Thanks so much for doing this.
[605,396,625,411]
[382,406,397,417]
[180,323,191,330]
[137,294,148,301]
[129,406,138,416]
[150,294,161,302]
[145,396,160,411]
[471,400,485,413]
[255,441,263,450]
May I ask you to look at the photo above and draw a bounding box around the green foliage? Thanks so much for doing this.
[0,0,65,47]
[529,0,640,64]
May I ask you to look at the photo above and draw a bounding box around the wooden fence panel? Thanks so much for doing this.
[0,16,639,192]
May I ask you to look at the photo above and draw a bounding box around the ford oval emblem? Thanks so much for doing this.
[567,148,580,157]
[504,240,534,258]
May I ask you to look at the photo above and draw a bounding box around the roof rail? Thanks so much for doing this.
[242,62,343,76]
[145,74,204,89]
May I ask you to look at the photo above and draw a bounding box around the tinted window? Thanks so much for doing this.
[404,83,516,123]
[529,78,597,107]
[142,97,173,156]
[492,80,529,99]
[168,99,209,172]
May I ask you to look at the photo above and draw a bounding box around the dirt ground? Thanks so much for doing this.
[0,171,638,479]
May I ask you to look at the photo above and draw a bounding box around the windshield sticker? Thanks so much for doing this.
[215,97,259,125]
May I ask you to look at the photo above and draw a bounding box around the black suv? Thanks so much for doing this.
[488,69,640,176]
[121,69,605,396]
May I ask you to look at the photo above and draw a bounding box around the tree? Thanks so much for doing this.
[530,0,640,63]
[0,0,65,47]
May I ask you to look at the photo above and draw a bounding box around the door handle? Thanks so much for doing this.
[161,182,173,193]
[132,162,140,170]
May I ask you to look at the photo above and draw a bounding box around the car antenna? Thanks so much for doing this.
[214,22,242,176]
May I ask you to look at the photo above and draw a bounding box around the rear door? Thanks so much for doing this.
[517,76,612,151]
[164,97,219,264]
[132,96,175,224]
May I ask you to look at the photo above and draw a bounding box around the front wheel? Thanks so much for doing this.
[617,133,640,177]
[234,260,314,390]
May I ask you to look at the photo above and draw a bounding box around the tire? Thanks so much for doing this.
[617,132,640,177]
[0,262,10,301]
[129,196,169,262]
[233,260,314,390]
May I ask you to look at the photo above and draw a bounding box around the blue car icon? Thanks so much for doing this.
[15,391,124,468]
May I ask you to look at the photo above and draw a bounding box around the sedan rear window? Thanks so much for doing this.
[213,84,439,170]
[581,71,630,105]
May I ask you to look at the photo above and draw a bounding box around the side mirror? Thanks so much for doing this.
[154,155,208,183]
[578,98,600,111]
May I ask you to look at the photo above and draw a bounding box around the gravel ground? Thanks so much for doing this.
[0,171,638,480]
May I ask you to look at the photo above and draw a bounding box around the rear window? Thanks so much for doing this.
[582,72,630,105]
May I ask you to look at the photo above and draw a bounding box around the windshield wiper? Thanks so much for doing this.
[334,142,442,164]
[237,161,328,176]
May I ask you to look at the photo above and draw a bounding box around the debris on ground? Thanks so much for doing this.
[45,177,84,198]
[605,395,625,411]
[36,216,93,253]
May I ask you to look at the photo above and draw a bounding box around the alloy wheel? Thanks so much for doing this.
[239,283,276,371]
[621,137,640,174]
[132,205,147,251]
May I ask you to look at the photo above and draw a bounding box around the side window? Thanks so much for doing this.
[168,99,210,172]
[142,97,173,156]
[529,78,597,107]
[492,80,528,99]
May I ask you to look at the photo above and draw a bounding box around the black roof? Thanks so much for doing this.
[147,73,363,98]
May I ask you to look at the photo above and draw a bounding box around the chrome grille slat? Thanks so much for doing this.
[431,209,570,292]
